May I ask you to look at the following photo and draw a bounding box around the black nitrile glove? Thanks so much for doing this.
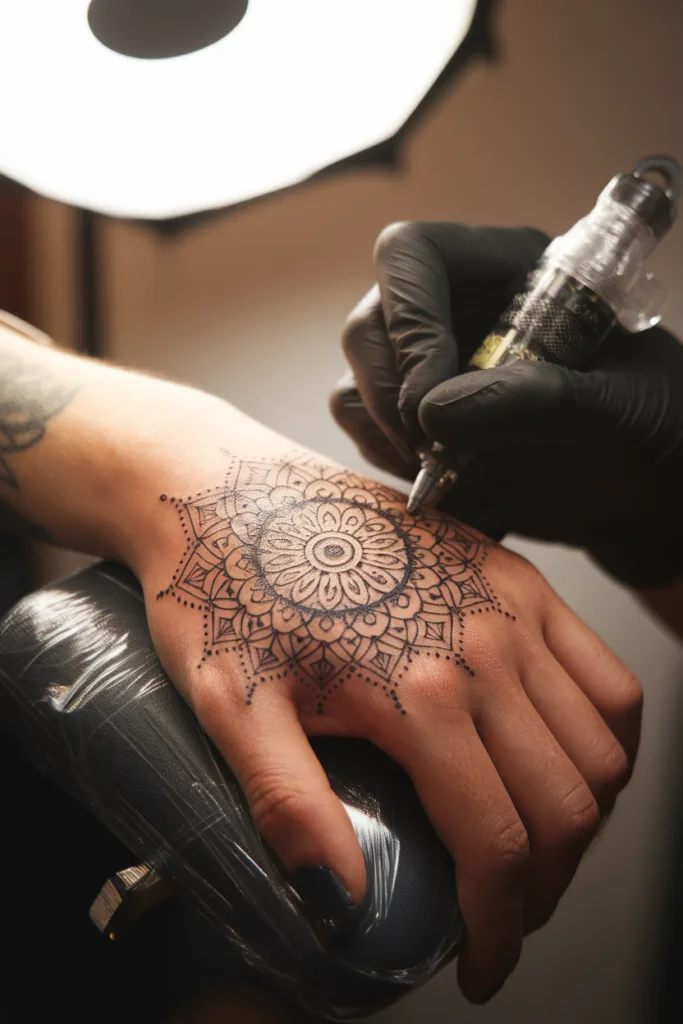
[331,223,683,589]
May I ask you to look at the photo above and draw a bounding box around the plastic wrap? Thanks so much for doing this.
[0,562,461,1019]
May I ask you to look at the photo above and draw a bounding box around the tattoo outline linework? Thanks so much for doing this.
[158,453,513,713]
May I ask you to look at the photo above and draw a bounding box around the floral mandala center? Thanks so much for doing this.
[257,499,410,614]
[158,453,507,712]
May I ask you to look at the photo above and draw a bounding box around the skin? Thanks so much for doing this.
[0,313,646,1002]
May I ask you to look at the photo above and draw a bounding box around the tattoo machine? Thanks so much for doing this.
[407,154,681,514]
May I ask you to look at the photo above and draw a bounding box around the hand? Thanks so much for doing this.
[0,319,641,1002]
[331,222,683,588]
[129,438,641,1004]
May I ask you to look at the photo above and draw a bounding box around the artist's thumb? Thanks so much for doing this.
[418,361,586,453]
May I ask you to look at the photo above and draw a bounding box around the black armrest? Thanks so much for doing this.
[0,562,461,1019]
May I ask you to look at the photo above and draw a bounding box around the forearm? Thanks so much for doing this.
[0,314,277,568]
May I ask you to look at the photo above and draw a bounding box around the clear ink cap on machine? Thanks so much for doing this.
[539,154,680,337]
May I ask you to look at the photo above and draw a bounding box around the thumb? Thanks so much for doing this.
[330,372,418,480]
[419,361,586,452]
[195,682,367,937]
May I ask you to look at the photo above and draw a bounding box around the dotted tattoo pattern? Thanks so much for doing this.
[157,453,514,713]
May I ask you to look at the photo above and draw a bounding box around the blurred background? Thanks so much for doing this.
[1,0,682,1021]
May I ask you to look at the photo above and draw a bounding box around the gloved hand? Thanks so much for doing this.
[331,223,683,589]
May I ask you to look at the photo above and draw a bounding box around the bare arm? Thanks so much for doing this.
[0,311,275,559]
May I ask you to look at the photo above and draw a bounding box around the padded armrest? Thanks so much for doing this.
[0,562,461,1019]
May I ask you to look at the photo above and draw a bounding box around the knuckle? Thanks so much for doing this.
[501,550,560,621]
[490,547,549,609]
[487,818,531,874]
[555,782,601,844]
[496,546,540,583]
[586,662,643,740]
[372,220,414,264]
[245,767,314,837]
[413,669,474,718]
[597,740,631,791]
[481,374,519,403]
[612,670,644,720]
[189,672,242,730]
[370,680,473,748]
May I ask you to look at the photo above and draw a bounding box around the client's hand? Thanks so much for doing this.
[0,317,641,1004]
[128,435,641,1004]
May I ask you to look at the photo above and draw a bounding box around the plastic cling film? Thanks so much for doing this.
[0,562,461,1019]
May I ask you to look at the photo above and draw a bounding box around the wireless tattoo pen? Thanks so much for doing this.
[407,154,681,515]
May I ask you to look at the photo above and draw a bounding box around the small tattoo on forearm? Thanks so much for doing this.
[158,453,513,712]
[0,350,78,490]
[0,347,78,540]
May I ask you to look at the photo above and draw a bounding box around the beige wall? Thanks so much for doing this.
[31,0,683,1021]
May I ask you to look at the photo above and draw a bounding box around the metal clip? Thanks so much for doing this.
[90,863,176,941]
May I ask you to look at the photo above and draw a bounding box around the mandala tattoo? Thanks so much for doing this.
[157,453,513,713]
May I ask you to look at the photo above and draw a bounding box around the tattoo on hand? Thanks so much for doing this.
[0,349,78,489]
[158,453,514,713]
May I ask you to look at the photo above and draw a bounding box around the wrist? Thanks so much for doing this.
[91,383,225,572]
[99,383,287,579]
[0,328,277,566]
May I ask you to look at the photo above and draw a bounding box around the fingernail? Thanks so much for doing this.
[291,866,361,936]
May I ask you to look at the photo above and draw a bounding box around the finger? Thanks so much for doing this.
[193,673,366,930]
[373,223,460,444]
[541,598,643,764]
[375,704,529,1003]
[329,371,418,480]
[419,360,589,454]
[373,223,549,442]
[420,343,672,459]
[476,674,600,934]
[520,649,631,810]
[341,287,413,463]
[330,369,509,538]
